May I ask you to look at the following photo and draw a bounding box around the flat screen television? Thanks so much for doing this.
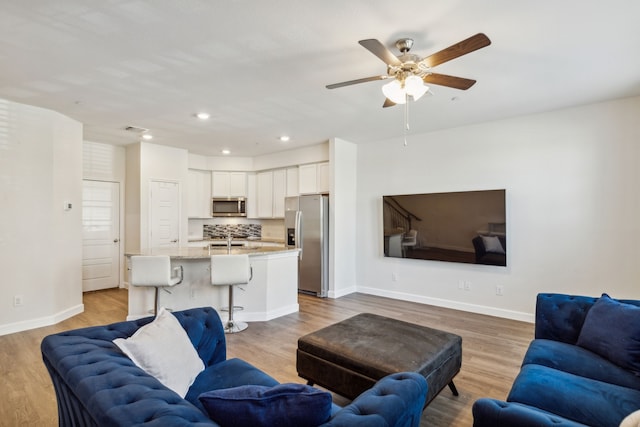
[383,189,506,266]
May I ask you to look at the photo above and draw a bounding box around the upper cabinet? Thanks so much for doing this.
[298,162,329,194]
[187,169,212,218]
[211,171,247,198]
[286,167,299,197]
[272,169,286,218]
[256,169,286,218]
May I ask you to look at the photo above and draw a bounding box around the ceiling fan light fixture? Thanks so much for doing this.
[382,79,406,104]
[405,75,428,100]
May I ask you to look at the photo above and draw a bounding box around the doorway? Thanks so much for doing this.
[82,180,120,291]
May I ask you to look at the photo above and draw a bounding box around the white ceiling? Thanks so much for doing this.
[1,1,639,157]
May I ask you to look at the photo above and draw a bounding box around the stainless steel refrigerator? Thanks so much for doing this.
[285,195,329,297]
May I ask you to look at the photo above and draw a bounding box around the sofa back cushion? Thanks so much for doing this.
[576,294,640,375]
[172,307,227,367]
[535,294,599,343]
[535,294,640,344]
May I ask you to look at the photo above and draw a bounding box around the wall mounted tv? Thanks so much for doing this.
[383,189,506,266]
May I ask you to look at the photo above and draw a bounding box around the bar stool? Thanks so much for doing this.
[130,255,183,315]
[210,254,252,333]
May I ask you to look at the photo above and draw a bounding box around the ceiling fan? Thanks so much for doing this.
[326,33,491,107]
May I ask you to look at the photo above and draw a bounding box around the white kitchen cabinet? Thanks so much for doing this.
[256,171,274,218]
[272,169,286,218]
[317,162,330,193]
[187,169,211,217]
[211,171,247,198]
[286,167,299,197]
[256,169,286,218]
[246,173,258,218]
[298,162,329,194]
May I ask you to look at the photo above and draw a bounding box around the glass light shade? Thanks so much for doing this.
[382,79,407,104]
[405,75,428,101]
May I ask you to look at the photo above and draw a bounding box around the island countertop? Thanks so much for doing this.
[125,246,298,259]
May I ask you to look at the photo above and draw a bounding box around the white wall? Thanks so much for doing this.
[0,98,83,335]
[355,96,640,321]
[329,138,358,297]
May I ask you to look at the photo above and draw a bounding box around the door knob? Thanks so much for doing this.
[171,239,178,243]
[113,238,119,243]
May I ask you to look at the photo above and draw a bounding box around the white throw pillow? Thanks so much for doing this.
[113,308,205,397]
[481,235,505,254]
[620,410,640,427]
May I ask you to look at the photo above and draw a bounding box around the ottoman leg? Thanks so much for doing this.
[448,381,459,396]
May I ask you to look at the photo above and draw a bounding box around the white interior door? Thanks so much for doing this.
[82,180,120,292]
[150,180,180,248]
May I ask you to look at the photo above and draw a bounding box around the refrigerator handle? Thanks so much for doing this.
[296,210,303,260]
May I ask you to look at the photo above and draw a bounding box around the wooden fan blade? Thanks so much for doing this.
[420,33,491,68]
[326,75,387,89]
[383,98,396,108]
[423,73,477,90]
[358,39,402,66]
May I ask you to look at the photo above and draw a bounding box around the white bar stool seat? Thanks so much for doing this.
[211,254,252,333]
[130,255,183,315]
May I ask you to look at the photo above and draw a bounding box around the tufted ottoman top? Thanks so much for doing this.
[299,313,461,379]
[297,313,462,403]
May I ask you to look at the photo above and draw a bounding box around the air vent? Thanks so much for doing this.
[124,126,149,133]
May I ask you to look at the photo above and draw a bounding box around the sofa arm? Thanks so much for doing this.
[322,372,427,427]
[472,398,587,427]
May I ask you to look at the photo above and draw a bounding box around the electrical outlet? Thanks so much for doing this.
[496,285,504,296]
[13,295,24,307]
[464,281,472,291]
[391,273,398,282]
[458,280,465,290]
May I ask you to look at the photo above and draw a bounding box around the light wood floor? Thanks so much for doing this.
[0,288,534,426]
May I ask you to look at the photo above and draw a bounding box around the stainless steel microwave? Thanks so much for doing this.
[211,197,247,217]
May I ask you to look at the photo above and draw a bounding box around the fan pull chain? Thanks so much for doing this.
[403,94,409,146]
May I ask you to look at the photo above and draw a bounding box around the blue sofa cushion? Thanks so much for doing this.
[576,294,640,375]
[523,339,640,391]
[185,357,279,412]
[507,364,640,427]
[199,383,332,427]
[472,398,589,427]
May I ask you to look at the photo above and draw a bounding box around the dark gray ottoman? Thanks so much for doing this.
[297,313,462,405]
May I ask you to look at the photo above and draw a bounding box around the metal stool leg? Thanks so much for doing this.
[224,285,247,333]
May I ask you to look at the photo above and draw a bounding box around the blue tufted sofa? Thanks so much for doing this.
[42,306,428,427]
[473,293,640,427]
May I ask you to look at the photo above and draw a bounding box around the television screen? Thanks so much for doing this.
[383,189,506,266]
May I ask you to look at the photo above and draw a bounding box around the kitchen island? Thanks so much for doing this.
[125,246,299,322]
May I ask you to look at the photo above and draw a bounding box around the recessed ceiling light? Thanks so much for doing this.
[142,133,153,140]
[279,135,290,142]
[221,149,231,155]
[196,112,210,120]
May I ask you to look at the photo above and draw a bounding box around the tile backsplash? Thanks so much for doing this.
[204,224,261,239]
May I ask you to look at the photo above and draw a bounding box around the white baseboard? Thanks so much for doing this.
[237,303,300,322]
[0,303,84,336]
[357,286,534,323]
[328,285,357,299]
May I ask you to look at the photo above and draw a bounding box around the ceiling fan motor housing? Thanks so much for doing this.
[395,38,414,53]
